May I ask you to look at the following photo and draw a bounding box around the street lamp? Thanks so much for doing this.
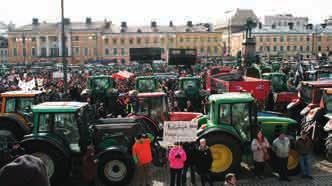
[61,0,68,91]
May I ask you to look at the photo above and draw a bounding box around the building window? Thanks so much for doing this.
[293,46,297,51]
[40,37,46,42]
[273,37,277,42]
[113,48,118,56]
[31,37,36,42]
[266,37,270,42]
[318,36,322,42]
[121,59,126,64]
[294,37,297,42]
[154,37,159,44]
[84,48,88,56]
[31,47,36,56]
[200,47,204,53]
[145,37,149,44]
[74,36,79,41]
[214,37,218,42]
[259,37,263,42]
[74,47,80,56]
[104,48,110,56]
[13,48,17,56]
[113,38,117,44]
[93,48,97,56]
[104,38,109,44]
[266,46,270,51]
[306,36,311,42]
[179,37,184,43]
[287,46,290,51]
[169,37,174,43]
[64,48,69,56]
[120,48,125,56]
[318,46,322,51]
[22,48,26,56]
[129,38,134,45]
[280,46,284,51]
[137,37,141,44]
[41,48,47,56]
[300,46,303,51]
[280,36,284,42]
[214,46,218,55]
[207,37,210,43]
[273,46,277,51]
[287,37,291,42]
[120,38,125,44]
[0,50,3,56]
[307,46,310,51]
[259,46,263,52]
[300,36,303,41]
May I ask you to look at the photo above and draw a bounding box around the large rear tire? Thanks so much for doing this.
[0,118,26,141]
[203,133,242,180]
[22,141,70,186]
[98,152,134,186]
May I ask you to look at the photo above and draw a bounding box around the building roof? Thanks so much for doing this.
[252,26,313,34]
[209,92,254,104]
[32,102,88,113]
[12,21,213,34]
[314,24,332,34]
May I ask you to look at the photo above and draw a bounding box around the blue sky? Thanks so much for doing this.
[1,0,331,26]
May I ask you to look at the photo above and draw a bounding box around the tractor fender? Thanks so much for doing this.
[197,127,242,145]
[0,114,31,136]
[21,135,71,159]
[97,146,132,161]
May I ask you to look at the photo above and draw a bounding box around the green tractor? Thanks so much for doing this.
[21,102,161,185]
[196,93,300,179]
[135,76,160,93]
[174,76,207,112]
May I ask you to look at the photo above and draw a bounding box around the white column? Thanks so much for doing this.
[36,36,41,56]
[46,36,50,56]
[58,32,62,56]
[67,33,72,56]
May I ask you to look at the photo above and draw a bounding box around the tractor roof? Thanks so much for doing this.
[136,76,155,80]
[179,76,201,80]
[137,92,166,97]
[88,75,112,79]
[301,80,332,87]
[1,90,43,97]
[262,72,285,76]
[209,93,254,104]
[32,102,88,113]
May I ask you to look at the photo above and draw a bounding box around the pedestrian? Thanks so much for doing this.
[272,132,291,182]
[0,155,50,186]
[172,101,181,112]
[168,142,187,186]
[224,173,237,186]
[194,138,213,186]
[184,100,194,112]
[296,131,313,179]
[132,134,153,186]
[182,142,196,185]
[251,130,270,179]
[82,145,98,186]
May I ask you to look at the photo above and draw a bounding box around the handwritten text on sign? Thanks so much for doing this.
[163,121,197,145]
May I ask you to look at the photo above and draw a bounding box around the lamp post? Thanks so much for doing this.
[61,0,68,91]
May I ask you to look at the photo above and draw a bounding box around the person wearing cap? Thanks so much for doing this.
[224,173,237,186]
[272,132,291,182]
[296,131,313,179]
[194,138,213,186]
[132,133,153,186]
[0,155,50,186]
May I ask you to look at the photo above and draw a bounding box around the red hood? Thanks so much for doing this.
[169,112,202,121]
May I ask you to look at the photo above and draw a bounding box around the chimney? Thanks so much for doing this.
[32,18,39,25]
[321,23,327,29]
[121,21,127,28]
[151,21,157,28]
[137,28,142,33]
[104,21,111,29]
[169,21,173,27]
[63,18,71,25]
[258,22,262,29]
[271,24,276,29]
[187,21,193,27]
[86,17,92,24]
[288,22,294,30]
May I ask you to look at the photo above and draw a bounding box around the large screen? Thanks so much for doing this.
[168,48,197,65]
[129,48,162,62]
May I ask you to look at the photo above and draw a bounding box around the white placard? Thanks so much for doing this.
[163,121,198,145]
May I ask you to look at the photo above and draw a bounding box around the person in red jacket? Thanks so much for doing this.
[82,145,98,186]
[132,133,153,186]
[168,142,187,186]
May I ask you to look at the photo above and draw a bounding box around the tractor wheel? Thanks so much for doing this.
[325,136,332,162]
[0,119,26,141]
[204,133,242,180]
[98,152,134,186]
[0,130,16,152]
[22,141,70,185]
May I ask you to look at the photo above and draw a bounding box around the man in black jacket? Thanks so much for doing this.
[182,142,196,185]
[194,138,213,186]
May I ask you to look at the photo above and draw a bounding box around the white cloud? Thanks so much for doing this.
[0,0,331,26]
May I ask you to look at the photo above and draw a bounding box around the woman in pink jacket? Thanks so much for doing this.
[168,142,187,186]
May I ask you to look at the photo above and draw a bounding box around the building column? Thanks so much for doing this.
[58,32,62,56]
[67,33,72,56]
[46,36,50,56]
[36,36,41,56]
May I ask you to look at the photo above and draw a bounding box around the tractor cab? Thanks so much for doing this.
[87,75,114,93]
[196,93,299,179]
[135,76,159,93]
[262,72,288,92]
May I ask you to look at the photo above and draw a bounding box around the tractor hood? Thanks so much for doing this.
[169,112,202,121]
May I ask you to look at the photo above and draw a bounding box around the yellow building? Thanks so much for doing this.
[7,19,223,64]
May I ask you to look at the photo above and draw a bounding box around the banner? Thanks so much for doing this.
[163,121,198,145]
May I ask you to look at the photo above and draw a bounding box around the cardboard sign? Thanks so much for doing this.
[163,121,197,145]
